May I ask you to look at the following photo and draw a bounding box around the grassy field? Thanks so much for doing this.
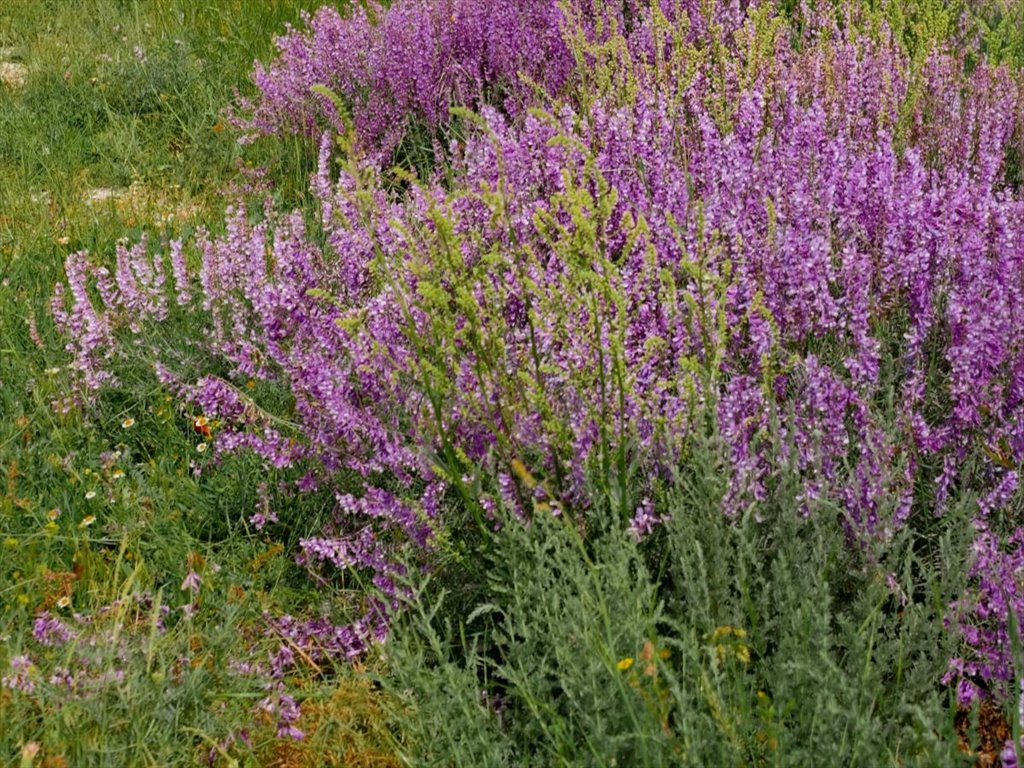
[0,2,405,765]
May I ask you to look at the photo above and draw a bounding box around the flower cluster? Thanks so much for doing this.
[230,0,576,162]
[228,0,762,163]
[2,594,170,702]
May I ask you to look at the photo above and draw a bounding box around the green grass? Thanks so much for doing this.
[0,2,404,766]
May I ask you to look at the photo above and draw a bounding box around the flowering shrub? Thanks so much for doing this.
[230,0,575,162]
[52,0,1024,723]
[227,0,764,163]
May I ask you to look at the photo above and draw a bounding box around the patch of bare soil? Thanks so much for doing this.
[957,699,1012,767]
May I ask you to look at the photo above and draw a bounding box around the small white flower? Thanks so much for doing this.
[0,62,28,89]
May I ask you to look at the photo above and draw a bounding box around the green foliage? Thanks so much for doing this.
[382,426,976,766]
[781,0,1024,67]
[384,510,667,767]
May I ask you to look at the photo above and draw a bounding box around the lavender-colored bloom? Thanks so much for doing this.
[256,683,306,740]
[250,509,278,531]
[269,644,294,679]
[627,497,662,541]
[180,570,202,594]
[48,666,76,692]
[231,0,578,163]
[275,693,304,740]
[169,238,191,305]
[33,612,75,647]
[2,655,36,693]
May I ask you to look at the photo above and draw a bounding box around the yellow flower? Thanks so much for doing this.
[708,626,751,665]
[79,515,96,528]
[617,657,635,672]
[56,596,71,609]
[111,469,125,480]
[709,625,745,641]
[510,458,537,489]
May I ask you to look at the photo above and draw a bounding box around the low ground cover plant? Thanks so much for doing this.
[6,0,1024,765]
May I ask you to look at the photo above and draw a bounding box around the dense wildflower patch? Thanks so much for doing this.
[32,0,1024,761]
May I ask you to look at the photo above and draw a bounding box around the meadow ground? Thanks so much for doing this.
[0,2,403,765]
